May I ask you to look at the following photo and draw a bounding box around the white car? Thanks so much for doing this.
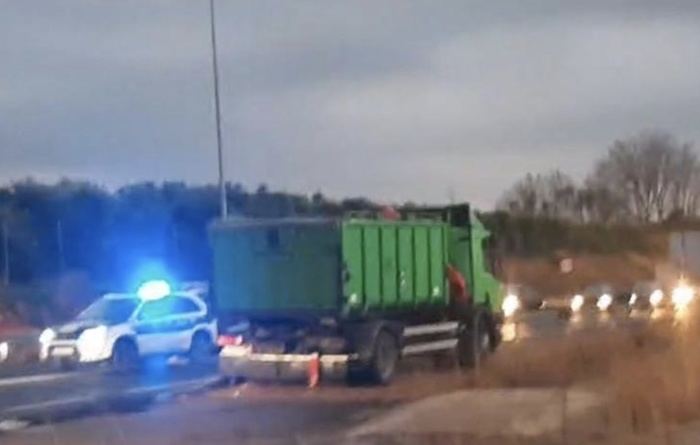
[39,283,217,369]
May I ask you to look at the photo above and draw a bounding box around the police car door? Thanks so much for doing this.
[134,297,187,354]
[167,296,207,352]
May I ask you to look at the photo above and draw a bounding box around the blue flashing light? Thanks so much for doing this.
[137,280,171,301]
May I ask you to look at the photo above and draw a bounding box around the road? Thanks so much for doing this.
[0,308,667,444]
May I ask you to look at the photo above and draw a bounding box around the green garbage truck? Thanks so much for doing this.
[212,204,505,384]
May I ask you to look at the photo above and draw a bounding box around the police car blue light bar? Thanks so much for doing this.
[137,280,171,300]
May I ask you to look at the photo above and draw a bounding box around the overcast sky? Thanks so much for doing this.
[2,1,700,209]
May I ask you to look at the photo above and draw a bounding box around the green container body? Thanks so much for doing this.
[211,218,451,316]
[341,220,448,311]
[211,219,341,315]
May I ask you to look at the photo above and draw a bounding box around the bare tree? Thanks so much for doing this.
[589,131,693,222]
[668,143,698,217]
[498,170,578,220]
[577,180,630,224]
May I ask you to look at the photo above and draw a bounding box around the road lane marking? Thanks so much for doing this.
[0,372,76,388]
[2,395,92,414]
[122,375,223,396]
[0,375,223,417]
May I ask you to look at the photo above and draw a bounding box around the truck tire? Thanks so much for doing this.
[368,330,399,385]
[348,330,399,385]
[457,314,491,368]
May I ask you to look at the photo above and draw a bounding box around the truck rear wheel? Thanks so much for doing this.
[348,330,399,385]
[370,330,399,384]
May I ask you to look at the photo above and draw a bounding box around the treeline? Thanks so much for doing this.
[0,180,378,288]
[3,129,697,290]
[499,131,698,223]
[481,212,671,257]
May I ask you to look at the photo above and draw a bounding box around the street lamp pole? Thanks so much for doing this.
[2,219,9,286]
[209,0,227,218]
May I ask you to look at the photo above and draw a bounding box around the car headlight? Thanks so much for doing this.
[77,325,108,359]
[39,328,56,345]
[597,294,612,311]
[672,284,694,309]
[649,289,663,307]
[570,294,584,312]
[502,294,520,317]
[0,341,8,362]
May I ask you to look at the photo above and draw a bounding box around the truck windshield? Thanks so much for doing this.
[77,298,139,324]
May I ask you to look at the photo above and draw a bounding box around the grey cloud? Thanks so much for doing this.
[2,1,700,208]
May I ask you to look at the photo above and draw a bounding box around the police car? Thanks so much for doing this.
[39,281,217,369]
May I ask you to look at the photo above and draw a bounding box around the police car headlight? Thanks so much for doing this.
[0,341,8,362]
[39,328,56,345]
[77,325,108,359]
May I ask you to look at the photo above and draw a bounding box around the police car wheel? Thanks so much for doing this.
[58,359,77,372]
[189,331,213,363]
[112,338,140,371]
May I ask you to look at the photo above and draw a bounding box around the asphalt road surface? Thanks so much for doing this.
[0,308,668,444]
[2,389,396,445]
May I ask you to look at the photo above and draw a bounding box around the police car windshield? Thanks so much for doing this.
[77,298,139,324]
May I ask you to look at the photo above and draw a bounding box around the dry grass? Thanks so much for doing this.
[468,311,700,439]
[607,312,700,435]
[473,332,650,389]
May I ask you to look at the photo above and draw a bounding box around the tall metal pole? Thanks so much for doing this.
[2,219,9,286]
[56,219,65,273]
[209,0,227,218]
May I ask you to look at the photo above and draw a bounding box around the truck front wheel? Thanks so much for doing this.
[457,315,491,368]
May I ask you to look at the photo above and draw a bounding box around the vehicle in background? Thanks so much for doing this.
[623,281,667,311]
[39,282,217,370]
[505,284,543,312]
[670,279,696,311]
[569,283,616,314]
[213,204,505,385]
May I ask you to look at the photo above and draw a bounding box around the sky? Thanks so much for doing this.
[2,1,700,210]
